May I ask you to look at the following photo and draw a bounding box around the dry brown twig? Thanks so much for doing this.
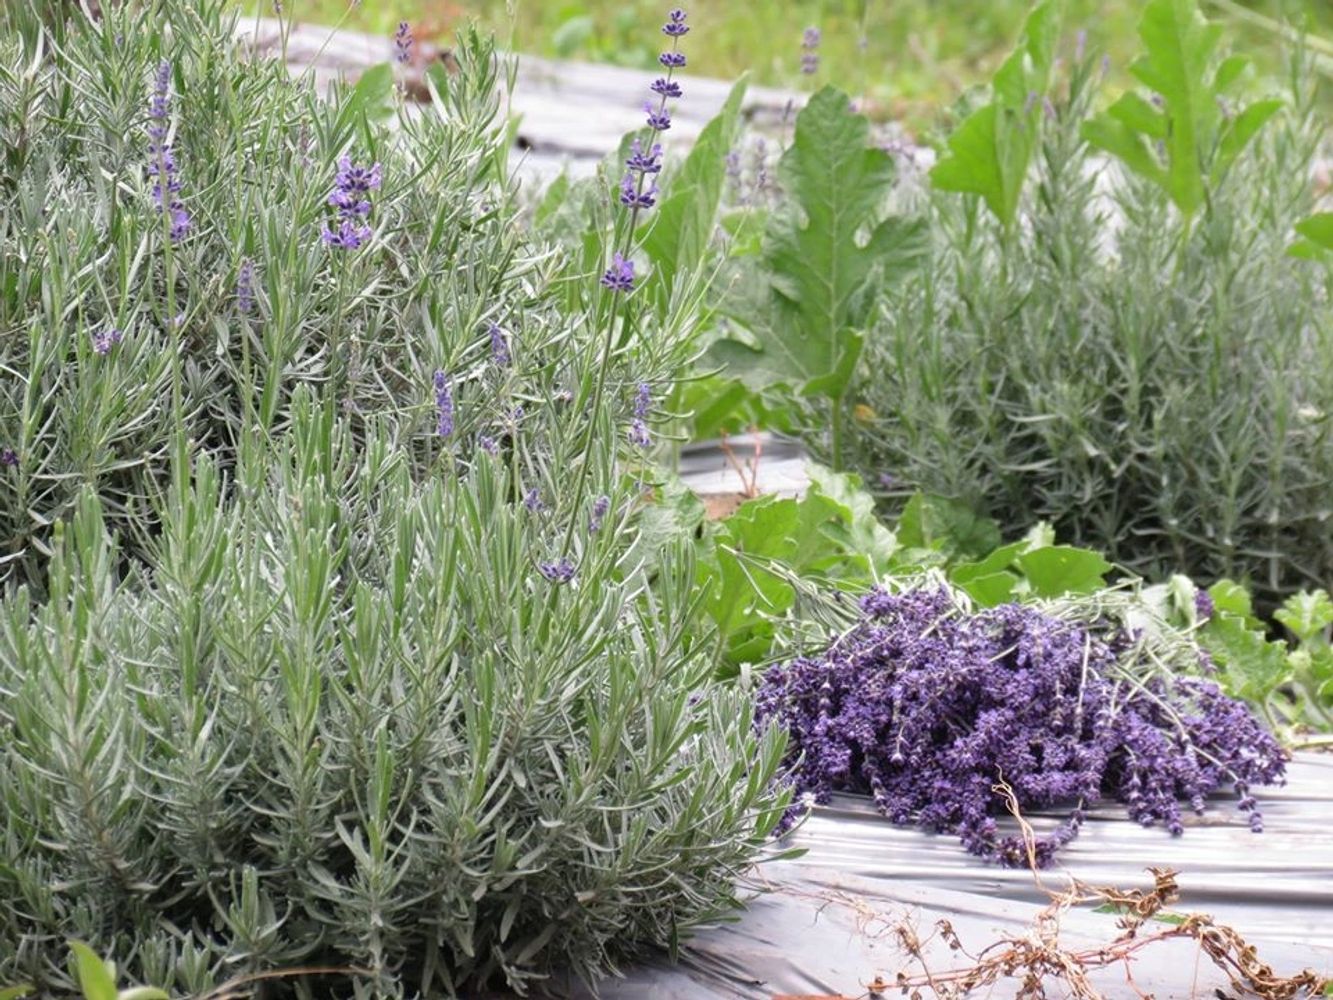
[880,784,1330,1000]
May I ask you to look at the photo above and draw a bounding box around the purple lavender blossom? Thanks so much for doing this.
[626,139,664,174]
[147,60,189,241]
[659,51,686,68]
[323,155,381,249]
[523,487,545,513]
[0,448,17,468]
[488,322,510,366]
[619,173,658,210]
[644,104,672,132]
[662,8,689,36]
[433,370,453,437]
[650,77,683,98]
[539,558,576,583]
[601,253,636,293]
[589,494,611,533]
[393,21,413,63]
[627,381,652,448]
[801,27,821,75]
[236,259,255,314]
[91,327,124,355]
[479,434,498,455]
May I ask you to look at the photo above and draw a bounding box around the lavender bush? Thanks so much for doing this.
[756,584,1286,866]
[0,0,790,995]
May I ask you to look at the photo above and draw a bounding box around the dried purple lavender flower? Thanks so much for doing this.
[1194,589,1214,623]
[393,21,413,63]
[755,586,1286,867]
[433,370,453,438]
[91,327,124,355]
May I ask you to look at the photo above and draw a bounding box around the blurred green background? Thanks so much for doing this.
[270,0,1331,124]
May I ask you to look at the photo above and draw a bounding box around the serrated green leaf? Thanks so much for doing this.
[1207,578,1257,625]
[1275,590,1333,643]
[69,942,117,1000]
[716,87,926,398]
[930,0,1063,226]
[1015,546,1112,597]
[1082,0,1279,217]
[894,493,1001,560]
[1199,614,1291,702]
[805,463,900,572]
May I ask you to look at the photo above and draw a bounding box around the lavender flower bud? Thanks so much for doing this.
[236,258,255,314]
[619,173,658,210]
[801,26,821,75]
[433,370,453,437]
[91,327,124,355]
[523,488,545,513]
[393,21,413,63]
[0,448,17,468]
[649,77,683,98]
[589,495,611,533]
[661,8,689,36]
[600,253,636,293]
[147,61,189,241]
[659,51,686,68]
[539,558,576,583]
[488,322,510,366]
[626,138,664,175]
[479,434,499,455]
[644,104,672,132]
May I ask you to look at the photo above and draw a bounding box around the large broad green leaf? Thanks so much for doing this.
[1289,211,1333,259]
[1200,613,1291,703]
[1015,545,1112,597]
[1082,0,1280,218]
[894,493,1001,560]
[69,943,117,1000]
[804,464,900,573]
[1275,589,1333,643]
[713,86,926,399]
[641,77,749,302]
[929,0,1064,227]
[0,986,33,1000]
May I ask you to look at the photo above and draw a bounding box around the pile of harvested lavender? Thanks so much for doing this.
[755,586,1287,866]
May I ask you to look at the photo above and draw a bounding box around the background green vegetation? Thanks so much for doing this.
[276,0,1331,122]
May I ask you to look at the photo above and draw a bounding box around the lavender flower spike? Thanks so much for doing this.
[433,370,454,437]
[801,26,821,75]
[236,258,255,314]
[488,321,510,366]
[146,60,189,241]
[393,21,413,63]
[589,495,611,533]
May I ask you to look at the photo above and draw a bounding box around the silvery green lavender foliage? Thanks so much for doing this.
[0,397,789,994]
[0,0,790,994]
[0,0,694,598]
[851,39,1333,608]
[756,585,1286,867]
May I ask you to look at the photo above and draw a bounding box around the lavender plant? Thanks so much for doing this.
[756,584,1287,866]
[0,0,792,993]
[849,24,1331,608]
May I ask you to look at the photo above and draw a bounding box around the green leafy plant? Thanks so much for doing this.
[1289,210,1333,257]
[930,0,1064,227]
[1082,0,1282,219]
[847,23,1330,608]
[709,86,927,470]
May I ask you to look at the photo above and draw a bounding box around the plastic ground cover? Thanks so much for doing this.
[572,753,1333,998]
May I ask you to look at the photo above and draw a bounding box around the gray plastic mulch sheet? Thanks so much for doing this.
[561,753,1333,999]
